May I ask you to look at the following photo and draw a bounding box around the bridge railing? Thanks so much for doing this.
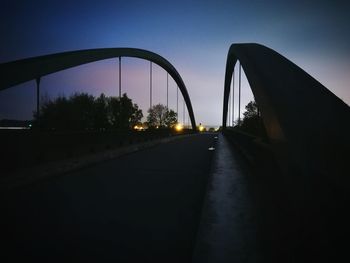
[223,127,275,166]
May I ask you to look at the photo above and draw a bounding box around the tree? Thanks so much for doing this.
[108,93,143,129]
[147,104,177,128]
[130,104,143,128]
[243,100,259,119]
[38,96,71,130]
[35,92,142,131]
[68,93,95,130]
[237,100,267,138]
[37,93,95,130]
[93,93,109,130]
[164,110,177,127]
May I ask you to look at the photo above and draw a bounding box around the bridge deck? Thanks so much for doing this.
[1,133,216,262]
[1,132,295,262]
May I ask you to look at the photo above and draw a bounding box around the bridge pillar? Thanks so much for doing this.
[150,61,152,109]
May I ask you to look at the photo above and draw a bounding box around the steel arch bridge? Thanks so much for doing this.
[0,48,196,129]
[222,43,350,178]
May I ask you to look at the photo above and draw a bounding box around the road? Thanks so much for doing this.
[2,133,217,262]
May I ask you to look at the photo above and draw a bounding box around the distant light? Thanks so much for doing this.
[133,125,144,131]
[29,124,32,128]
[199,125,205,132]
[208,147,215,151]
[175,123,183,132]
[0,127,30,130]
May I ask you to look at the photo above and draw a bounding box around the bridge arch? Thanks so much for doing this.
[223,43,350,177]
[0,48,196,129]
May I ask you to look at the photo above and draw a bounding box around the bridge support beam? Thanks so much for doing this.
[118,57,121,97]
[150,61,152,109]
[35,77,41,121]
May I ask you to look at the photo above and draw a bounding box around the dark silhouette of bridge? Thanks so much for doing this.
[223,43,350,177]
[222,43,350,262]
[0,48,196,130]
[1,44,350,262]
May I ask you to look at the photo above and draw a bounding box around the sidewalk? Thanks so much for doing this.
[193,134,262,263]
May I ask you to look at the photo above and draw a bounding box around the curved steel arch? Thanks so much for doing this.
[223,43,350,177]
[0,48,196,129]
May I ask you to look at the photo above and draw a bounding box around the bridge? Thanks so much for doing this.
[1,43,350,262]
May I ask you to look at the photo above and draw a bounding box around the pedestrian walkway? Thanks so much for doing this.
[193,134,262,263]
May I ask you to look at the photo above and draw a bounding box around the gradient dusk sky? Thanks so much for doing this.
[1,0,349,126]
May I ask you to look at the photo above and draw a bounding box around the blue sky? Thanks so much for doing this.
[1,0,349,126]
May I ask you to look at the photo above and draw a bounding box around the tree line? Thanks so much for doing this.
[35,93,177,131]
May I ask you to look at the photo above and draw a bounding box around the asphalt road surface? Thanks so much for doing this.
[2,133,217,263]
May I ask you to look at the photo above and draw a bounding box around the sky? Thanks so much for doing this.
[0,0,349,126]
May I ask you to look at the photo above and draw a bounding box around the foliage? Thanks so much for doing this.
[164,109,178,127]
[108,94,143,129]
[35,92,143,131]
[146,104,177,128]
[69,93,95,129]
[243,101,259,119]
[237,100,267,138]
[93,93,109,129]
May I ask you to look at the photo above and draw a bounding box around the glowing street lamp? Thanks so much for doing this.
[175,123,183,132]
[198,123,205,132]
[133,125,144,131]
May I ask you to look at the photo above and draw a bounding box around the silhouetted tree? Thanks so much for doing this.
[35,92,142,131]
[69,93,95,129]
[93,93,109,130]
[147,104,177,128]
[237,100,267,138]
[130,104,143,128]
[38,96,71,130]
[243,101,259,119]
[164,110,177,127]
[108,93,143,129]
